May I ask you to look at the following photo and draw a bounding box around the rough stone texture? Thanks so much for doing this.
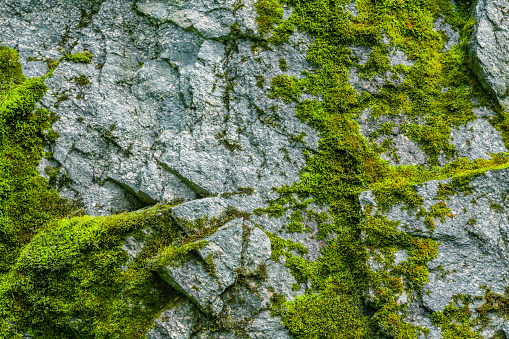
[158,218,244,315]
[4,0,509,338]
[449,106,508,161]
[360,168,509,337]
[146,298,199,339]
[356,108,429,166]
[469,0,509,109]
[243,223,272,274]
[0,0,318,217]
[356,105,508,167]
[170,197,228,233]
[152,213,300,337]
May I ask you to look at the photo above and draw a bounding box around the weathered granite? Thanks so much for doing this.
[146,298,199,339]
[0,0,319,217]
[157,218,244,315]
[469,0,509,109]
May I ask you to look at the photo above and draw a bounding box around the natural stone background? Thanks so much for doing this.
[3,0,509,338]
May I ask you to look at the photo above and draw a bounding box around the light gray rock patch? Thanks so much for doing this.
[243,224,272,274]
[434,16,460,52]
[469,0,509,109]
[449,106,508,161]
[246,310,291,339]
[146,298,199,339]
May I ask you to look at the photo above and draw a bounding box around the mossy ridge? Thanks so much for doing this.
[0,197,239,338]
[0,206,184,339]
[253,0,509,337]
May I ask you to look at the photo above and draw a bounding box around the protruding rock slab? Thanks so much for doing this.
[157,218,244,315]
[243,224,271,274]
[170,197,228,234]
[469,0,509,109]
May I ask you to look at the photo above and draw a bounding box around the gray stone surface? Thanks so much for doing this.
[0,0,318,217]
[146,298,199,339]
[153,214,299,337]
[449,106,508,161]
[470,0,509,109]
[246,310,291,339]
[243,223,272,274]
[158,218,244,315]
[170,197,228,233]
[360,167,509,336]
[197,219,244,289]
[5,0,509,338]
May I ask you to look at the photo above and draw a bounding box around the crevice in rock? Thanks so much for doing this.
[158,161,212,197]
[107,177,157,205]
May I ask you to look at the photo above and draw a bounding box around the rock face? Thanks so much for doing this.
[149,214,299,338]
[0,0,318,216]
[5,0,509,338]
[158,218,244,315]
[360,168,509,338]
[470,0,509,109]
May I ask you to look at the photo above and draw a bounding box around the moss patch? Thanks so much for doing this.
[65,51,93,64]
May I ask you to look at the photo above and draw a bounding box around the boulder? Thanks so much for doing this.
[469,0,509,109]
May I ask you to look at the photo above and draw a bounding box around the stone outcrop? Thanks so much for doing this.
[470,0,509,109]
[360,168,509,338]
[0,0,318,217]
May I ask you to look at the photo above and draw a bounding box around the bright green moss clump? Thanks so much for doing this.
[65,51,93,64]
[0,208,189,339]
[281,293,368,338]
[0,48,73,276]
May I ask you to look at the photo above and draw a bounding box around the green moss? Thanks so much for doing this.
[0,47,74,281]
[0,209,187,338]
[255,75,266,88]
[65,51,93,64]
[73,75,90,87]
[278,58,289,72]
[268,74,302,103]
[265,231,308,262]
[214,129,243,152]
[430,296,481,338]
[268,17,296,45]
[281,292,368,339]
[0,46,194,338]
[221,186,254,199]
[254,0,283,36]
